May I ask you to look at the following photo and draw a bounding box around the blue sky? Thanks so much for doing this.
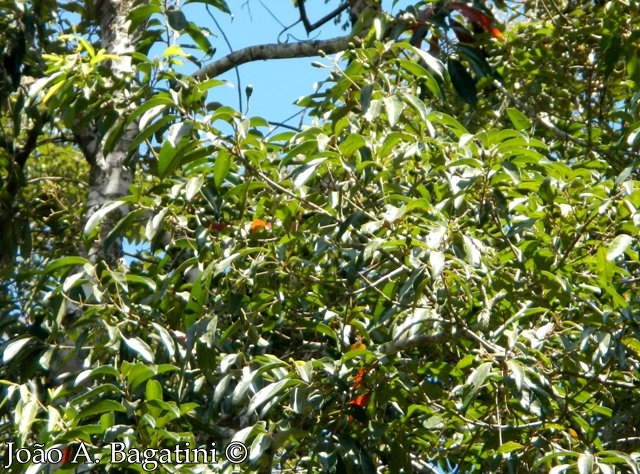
[181,1,414,126]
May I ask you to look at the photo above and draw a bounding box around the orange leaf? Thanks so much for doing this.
[349,392,371,408]
[349,334,366,352]
[349,341,366,352]
[489,27,504,40]
[353,367,367,389]
[350,368,371,407]
[250,219,271,233]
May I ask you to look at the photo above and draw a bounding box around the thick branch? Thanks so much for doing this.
[193,35,352,80]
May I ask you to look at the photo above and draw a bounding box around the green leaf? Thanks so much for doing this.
[3,337,35,363]
[78,400,126,420]
[185,175,204,201]
[607,234,632,261]
[70,384,122,405]
[364,98,382,122]
[577,452,594,474]
[122,336,155,363]
[17,399,38,443]
[538,176,555,205]
[167,121,193,147]
[506,108,531,131]
[214,150,231,188]
[498,441,524,454]
[122,361,156,392]
[157,140,180,179]
[429,111,469,136]
[102,116,128,156]
[448,59,477,108]
[457,44,494,78]
[339,134,366,156]
[602,33,622,76]
[130,114,176,151]
[184,22,215,56]
[398,60,441,99]
[361,83,373,114]
[412,46,445,81]
[506,359,525,391]
[293,158,326,189]
[145,208,167,241]
[400,92,433,135]
[84,201,127,238]
[247,379,302,415]
[383,96,405,127]
[249,432,272,463]
[129,4,163,28]
[184,0,230,14]
[44,256,89,275]
[146,379,163,401]
[127,95,176,125]
[166,7,188,31]
[466,362,492,393]
[104,209,145,256]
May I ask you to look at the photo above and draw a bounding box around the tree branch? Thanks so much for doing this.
[193,35,353,80]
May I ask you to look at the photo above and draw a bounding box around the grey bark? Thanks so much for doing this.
[193,36,352,80]
[78,0,138,266]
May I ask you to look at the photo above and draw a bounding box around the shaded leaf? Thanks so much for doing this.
[448,58,477,107]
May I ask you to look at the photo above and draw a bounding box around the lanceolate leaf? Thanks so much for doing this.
[506,107,531,131]
[413,46,446,81]
[184,0,230,14]
[606,234,632,261]
[184,22,215,56]
[448,58,477,107]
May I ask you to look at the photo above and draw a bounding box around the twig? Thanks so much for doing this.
[298,1,350,34]
[25,176,87,186]
[206,5,243,112]
[267,120,301,132]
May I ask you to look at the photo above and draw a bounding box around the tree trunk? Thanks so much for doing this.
[79,0,139,266]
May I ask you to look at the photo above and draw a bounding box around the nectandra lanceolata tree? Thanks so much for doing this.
[1,0,640,472]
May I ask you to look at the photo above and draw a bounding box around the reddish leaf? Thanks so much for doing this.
[417,5,435,23]
[61,445,73,466]
[450,18,475,44]
[349,367,371,408]
[209,222,230,232]
[449,2,503,40]
[349,391,371,408]
[429,34,441,55]
[410,24,431,48]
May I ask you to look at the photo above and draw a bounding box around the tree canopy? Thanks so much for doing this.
[1,0,640,472]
